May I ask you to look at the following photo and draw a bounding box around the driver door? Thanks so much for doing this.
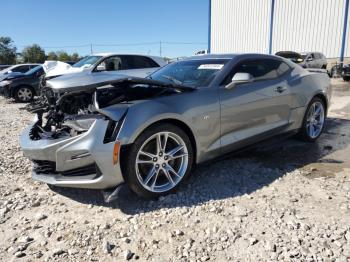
[219,58,293,153]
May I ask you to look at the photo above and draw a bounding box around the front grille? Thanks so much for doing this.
[33,160,97,177]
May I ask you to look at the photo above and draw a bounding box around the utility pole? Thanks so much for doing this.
[159,41,162,57]
[90,44,93,54]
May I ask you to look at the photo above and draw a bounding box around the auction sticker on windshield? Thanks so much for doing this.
[198,64,224,70]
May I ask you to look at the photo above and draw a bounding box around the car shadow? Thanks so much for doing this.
[50,117,350,215]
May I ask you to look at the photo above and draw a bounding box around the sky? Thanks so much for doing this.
[1,0,209,58]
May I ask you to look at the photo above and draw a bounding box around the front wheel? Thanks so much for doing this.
[15,86,34,102]
[123,123,193,198]
[299,97,326,142]
[343,76,350,81]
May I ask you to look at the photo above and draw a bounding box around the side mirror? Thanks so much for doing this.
[6,71,11,74]
[96,64,106,71]
[225,72,254,89]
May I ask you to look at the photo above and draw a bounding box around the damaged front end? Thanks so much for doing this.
[20,77,192,189]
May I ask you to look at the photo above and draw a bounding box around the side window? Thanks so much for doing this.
[13,65,30,73]
[223,59,287,85]
[96,56,122,71]
[122,56,159,69]
[276,62,291,76]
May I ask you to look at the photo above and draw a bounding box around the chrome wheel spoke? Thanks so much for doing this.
[139,150,156,159]
[136,159,153,164]
[165,164,181,179]
[171,153,188,160]
[167,145,184,158]
[144,166,158,185]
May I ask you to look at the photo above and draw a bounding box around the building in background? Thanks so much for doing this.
[209,0,350,63]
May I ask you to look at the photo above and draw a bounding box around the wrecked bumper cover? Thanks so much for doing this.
[19,117,124,189]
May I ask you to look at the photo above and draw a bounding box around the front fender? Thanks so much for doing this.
[117,100,197,146]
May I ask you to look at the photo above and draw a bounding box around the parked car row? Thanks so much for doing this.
[275,50,350,81]
[16,53,331,199]
[275,51,327,69]
[0,54,166,102]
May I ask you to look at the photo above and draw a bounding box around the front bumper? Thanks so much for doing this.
[0,84,10,96]
[19,118,124,189]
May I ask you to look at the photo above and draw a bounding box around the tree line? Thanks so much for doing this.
[0,36,82,65]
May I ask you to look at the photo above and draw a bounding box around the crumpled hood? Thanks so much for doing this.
[44,61,88,77]
[47,71,131,93]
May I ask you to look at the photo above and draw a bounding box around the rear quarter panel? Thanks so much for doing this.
[288,66,331,110]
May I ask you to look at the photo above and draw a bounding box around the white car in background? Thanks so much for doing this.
[0,64,39,81]
[44,53,166,79]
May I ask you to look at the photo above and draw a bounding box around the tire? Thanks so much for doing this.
[123,123,193,198]
[343,76,350,81]
[299,97,326,142]
[14,86,34,103]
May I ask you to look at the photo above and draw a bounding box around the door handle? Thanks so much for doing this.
[274,86,287,93]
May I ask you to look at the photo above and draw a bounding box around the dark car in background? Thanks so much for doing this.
[342,64,350,81]
[0,65,44,102]
[276,51,327,69]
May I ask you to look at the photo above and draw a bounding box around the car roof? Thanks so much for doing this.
[93,53,163,59]
[183,53,284,61]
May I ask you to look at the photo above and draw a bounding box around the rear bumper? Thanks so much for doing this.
[20,117,124,189]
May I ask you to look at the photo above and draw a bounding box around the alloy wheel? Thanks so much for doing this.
[306,101,325,138]
[17,87,33,102]
[135,131,189,193]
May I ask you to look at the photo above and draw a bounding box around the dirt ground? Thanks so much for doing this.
[0,79,350,261]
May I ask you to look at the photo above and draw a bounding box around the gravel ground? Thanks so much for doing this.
[1,80,350,261]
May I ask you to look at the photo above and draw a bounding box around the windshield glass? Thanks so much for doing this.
[72,56,102,68]
[150,59,229,87]
[25,65,42,75]
[276,52,303,62]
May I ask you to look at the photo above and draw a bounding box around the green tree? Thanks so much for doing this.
[71,52,80,62]
[57,51,71,62]
[0,36,17,64]
[47,51,58,60]
[22,44,46,63]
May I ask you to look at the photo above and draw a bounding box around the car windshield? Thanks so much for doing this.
[276,52,303,62]
[150,59,229,87]
[72,56,102,68]
[25,65,42,75]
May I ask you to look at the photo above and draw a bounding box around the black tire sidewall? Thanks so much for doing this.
[300,97,326,142]
[124,123,194,198]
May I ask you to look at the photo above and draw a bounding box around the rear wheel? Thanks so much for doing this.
[343,76,350,81]
[299,97,326,142]
[123,123,193,198]
[14,86,34,102]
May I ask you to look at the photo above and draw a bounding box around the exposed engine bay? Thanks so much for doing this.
[25,78,194,141]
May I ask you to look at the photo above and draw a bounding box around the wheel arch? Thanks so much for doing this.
[312,93,328,115]
[122,117,198,165]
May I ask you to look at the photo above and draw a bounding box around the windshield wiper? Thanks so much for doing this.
[162,75,183,86]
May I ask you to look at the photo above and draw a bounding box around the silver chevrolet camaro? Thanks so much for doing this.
[20,54,331,198]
